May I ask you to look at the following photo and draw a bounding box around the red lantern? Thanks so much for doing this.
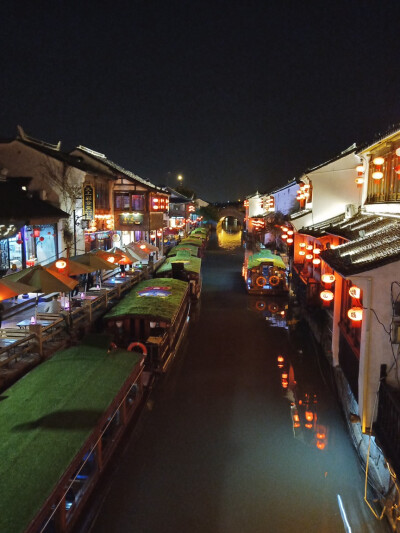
[349,286,361,299]
[17,239,23,245]
[395,164,400,176]
[33,228,40,238]
[39,236,44,241]
[321,273,335,285]
[348,307,363,322]
[55,260,67,271]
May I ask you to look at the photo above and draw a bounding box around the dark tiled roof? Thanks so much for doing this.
[319,215,400,276]
[0,180,69,223]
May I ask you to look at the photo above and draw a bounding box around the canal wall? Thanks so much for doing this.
[297,302,396,529]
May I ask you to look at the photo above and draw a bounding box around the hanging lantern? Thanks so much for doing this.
[299,242,306,248]
[306,254,313,260]
[372,171,383,180]
[282,226,288,232]
[320,290,334,302]
[55,259,67,270]
[312,257,321,265]
[355,177,364,185]
[348,307,363,321]
[373,157,384,166]
[349,285,361,299]
[313,248,321,254]
[321,273,335,285]
[281,234,288,239]
[305,411,313,422]
[287,238,293,244]
[396,148,400,157]
[277,355,284,368]
[287,230,294,236]
[356,165,365,173]
[299,250,306,256]
[39,236,44,241]
[395,164,400,175]
[33,228,40,238]
[17,239,23,245]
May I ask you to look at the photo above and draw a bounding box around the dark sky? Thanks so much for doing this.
[1,1,400,202]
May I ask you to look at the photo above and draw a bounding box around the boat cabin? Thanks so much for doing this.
[243,250,288,295]
[155,251,202,301]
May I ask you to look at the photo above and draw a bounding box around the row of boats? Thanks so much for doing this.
[0,227,208,533]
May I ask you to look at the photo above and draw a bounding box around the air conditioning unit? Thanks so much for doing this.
[345,204,357,219]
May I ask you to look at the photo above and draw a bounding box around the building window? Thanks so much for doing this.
[367,151,400,203]
[96,182,110,210]
[132,194,145,211]
[115,193,130,210]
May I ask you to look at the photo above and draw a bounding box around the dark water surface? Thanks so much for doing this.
[88,233,388,533]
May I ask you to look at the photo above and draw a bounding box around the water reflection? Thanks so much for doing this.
[216,220,242,250]
[247,296,289,328]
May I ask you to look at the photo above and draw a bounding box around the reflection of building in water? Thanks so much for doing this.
[277,353,328,451]
[216,220,242,250]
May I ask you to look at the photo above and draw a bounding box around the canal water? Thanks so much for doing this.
[87,228,389,533]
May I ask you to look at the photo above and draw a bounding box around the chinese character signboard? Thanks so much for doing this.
[83,185,95,221]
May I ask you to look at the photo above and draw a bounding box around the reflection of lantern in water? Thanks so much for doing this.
[277,355,284,368]
[305,411,313,422]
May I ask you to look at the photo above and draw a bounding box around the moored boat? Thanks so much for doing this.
[155,251,202,302]
[104,278,190,374]
[0,334,145,533]
[243,249,289,295]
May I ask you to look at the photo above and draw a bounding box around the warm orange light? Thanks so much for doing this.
[107,257,115,263]
[349,285,361,299]
[293,413,300,423]
[287,230,294,236]
[306,245,313,250]
[299,250,306,256]
[320,290,334,302]
[312,258,321,265]
[316,431,326,440]
[286,238,293,244]
[321,273,335,284]
[282,226,288,232]
[305,423,313,429]
[305,411,313,422]
[277,355,284,363]
[356,165,365,173]
[282,381,288,389]
[373,156,384,165]
[306,254,313,260]
[282,373,288,379]
[281,233,288,239]
[348,307,363,321]
[355,177,364,185]
[316,441,326,450]
[313,248,321,254]
[55,260,67,270]
[372,171,383,180]
[299,242,306,248]
[140,244,146,249]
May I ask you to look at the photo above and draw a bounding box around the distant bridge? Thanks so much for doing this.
[216,203,245,225]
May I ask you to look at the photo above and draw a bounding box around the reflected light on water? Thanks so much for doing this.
[216,221,242,250]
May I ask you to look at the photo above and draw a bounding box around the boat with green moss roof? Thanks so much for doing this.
[243,249,289,295]
[0,333,145,533]
[168,243,200,258]
[104,277,190,374]
[155,251,202,301]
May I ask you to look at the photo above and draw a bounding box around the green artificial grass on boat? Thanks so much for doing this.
[247,250,286,270]
[0,334,142,533]
[156,253,201,275]
[168,244,199,257]
[104,277,188,323]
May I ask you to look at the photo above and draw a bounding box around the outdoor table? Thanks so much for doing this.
[17,319,53,329]
[103,279,125,285]
[0,338,17,349]
[71,294,98,301]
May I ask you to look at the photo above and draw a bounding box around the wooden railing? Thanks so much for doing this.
[375,380,400,478]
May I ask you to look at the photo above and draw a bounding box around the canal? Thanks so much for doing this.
[86,229,389,533]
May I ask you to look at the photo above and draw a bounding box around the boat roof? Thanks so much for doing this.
[104,278,188,322]
[247,250,286,270]
[0,334,142,533]
[156,253,202,275]
[168,244,199,257]
[179,237,203,247]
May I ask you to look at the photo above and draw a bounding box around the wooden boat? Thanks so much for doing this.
[104,278,190,374]
[0,333,145,533]
[168,243,201,258]
[155,251,202,302]
[243,249,289,295]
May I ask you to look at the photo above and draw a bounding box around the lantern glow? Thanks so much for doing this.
[373,157,384,166]
[320,290,334,302]
[372,171,383,180]
[312,258,321,265]
[349,286,361,299]
[348,307,363,321]
[287,238,293,244]
[299,242,306,248]
[55,260,67,270]
[321,273,335,284]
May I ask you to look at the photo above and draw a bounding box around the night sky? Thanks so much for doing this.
[1,1,400,202]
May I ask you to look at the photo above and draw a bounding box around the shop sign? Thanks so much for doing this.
[83,184,95,221]
[119,213,144,226]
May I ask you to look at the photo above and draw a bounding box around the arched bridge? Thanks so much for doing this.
[216,203,245,225]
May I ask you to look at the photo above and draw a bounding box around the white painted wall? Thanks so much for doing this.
[273,180,298,216]
[347,261,400,430]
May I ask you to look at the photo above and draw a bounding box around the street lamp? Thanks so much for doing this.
[177,174,183,183]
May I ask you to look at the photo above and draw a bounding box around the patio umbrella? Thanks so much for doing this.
[70,252,116,271]
[135,240,159,253]
[0,278,40,301]
[91,249,124,265]
[5,265,78,294]
[107,247,133,265]
[125,243,150,261]
[45,257,94,276]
